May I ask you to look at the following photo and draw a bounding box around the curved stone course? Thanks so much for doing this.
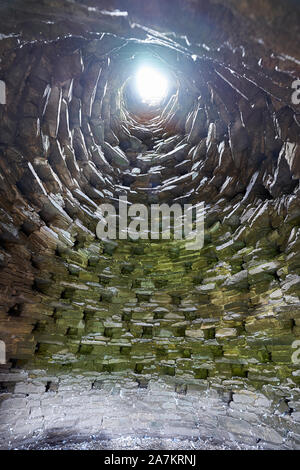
[0,0,300,450]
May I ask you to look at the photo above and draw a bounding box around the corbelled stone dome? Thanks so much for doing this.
[0,0,300,450]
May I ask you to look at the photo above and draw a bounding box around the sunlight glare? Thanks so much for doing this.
[136,66,168,105]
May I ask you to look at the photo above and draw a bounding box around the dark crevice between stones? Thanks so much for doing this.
[0,0,300,451]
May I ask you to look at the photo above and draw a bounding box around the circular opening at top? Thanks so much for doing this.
[135,66,169,106]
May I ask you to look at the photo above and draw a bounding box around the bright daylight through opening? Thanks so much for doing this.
[135,66,168,105]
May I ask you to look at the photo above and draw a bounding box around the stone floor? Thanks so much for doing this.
[14,435,262,450]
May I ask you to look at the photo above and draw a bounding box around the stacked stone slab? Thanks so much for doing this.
[0,0,300,449]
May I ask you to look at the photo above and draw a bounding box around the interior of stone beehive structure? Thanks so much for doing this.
[0,0,300,450]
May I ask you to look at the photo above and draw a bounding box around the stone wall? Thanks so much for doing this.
[1,206,300,448]
[0,0,300,449]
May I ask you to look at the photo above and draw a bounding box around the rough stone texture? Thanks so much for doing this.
[0,0,300,450]
[1,371,299,450]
